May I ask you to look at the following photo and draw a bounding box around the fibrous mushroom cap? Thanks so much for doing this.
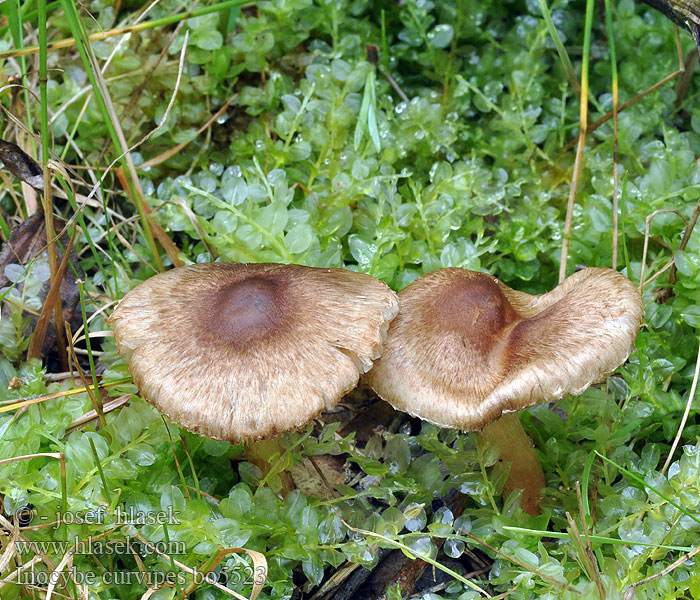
[364,267,644,431]
[109,263,399,441]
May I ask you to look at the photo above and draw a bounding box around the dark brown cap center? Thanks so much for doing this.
[435,275,519,354]
[206,276,288,348]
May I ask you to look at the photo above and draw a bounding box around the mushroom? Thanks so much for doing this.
[109,262,399,491]
[364,267,644,515]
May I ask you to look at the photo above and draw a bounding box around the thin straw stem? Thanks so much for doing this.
[604,0,619,270]
[559,0,594,283]
[0,0,250,59]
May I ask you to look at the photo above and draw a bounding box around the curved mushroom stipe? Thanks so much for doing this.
[365,267,644,431]
[109,262,399,442]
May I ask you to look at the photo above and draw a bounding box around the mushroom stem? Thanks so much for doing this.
[478,412,545,516]
[244,437,295,496]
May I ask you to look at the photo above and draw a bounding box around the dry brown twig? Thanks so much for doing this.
[133,534,267,600]
[659,194,700,298]
[460,529,580,595]
[639,208,688,290]
[623,542,700,600]
[66,394,130,434]
[564,27,686,153]
[114,166,185,267]
[565,484,606,599]
[77,30,190,273]
[64,320,108,431]
[96,0,188,165]
[138,91,239,169]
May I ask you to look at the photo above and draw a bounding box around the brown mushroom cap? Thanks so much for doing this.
[365,267,644,430]
[109,263,399,441]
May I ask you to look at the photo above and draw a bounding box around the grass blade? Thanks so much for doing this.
[604,0,620,270]
[0,0,250,59]
[39,0,68,369]
[538,0,581,95]
[59,0,163,271]
[559,0,594,282]
[595,451,700,528]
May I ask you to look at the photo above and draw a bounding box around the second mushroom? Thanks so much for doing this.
[365,267,644,515]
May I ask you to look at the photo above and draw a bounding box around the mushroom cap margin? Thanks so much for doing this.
[109,262,399,441]
[364,267,644,431]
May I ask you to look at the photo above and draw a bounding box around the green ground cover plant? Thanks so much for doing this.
[0,0,699,598]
